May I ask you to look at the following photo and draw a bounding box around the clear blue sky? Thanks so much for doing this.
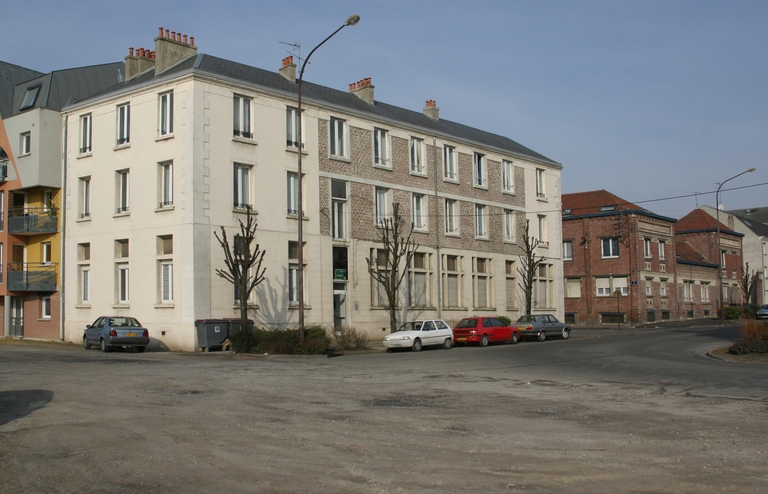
[3,0,766,219]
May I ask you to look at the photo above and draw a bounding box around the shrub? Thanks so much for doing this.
[742,305,759,319]
[233,326,330,355]
[497,315,512,326]
[229,324,258,353]
[739,319,768,342]
[331,326,369,351]
[729,341,768,355]
[725,306,741,320]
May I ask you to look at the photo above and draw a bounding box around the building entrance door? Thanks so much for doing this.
[10,296,23,337]
[333,282,347,329]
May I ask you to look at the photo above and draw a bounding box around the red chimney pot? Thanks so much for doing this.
[159,27,163,37]
[190,36,195,46]
[129,47,134,57]
[165,29,170,38]
[183,34,188,44]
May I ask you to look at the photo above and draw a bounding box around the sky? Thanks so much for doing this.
[2,0,766,220]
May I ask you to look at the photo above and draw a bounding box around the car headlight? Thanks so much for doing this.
[401,336,410,340]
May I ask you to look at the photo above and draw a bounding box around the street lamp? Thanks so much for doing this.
[716,167,756,324]
[297,14,360,343]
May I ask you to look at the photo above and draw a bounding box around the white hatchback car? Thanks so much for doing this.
[383,320,454,352]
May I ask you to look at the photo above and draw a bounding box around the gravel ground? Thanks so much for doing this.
[1,339,767,493]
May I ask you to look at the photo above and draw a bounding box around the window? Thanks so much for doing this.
[43,190,52,212]
[445,199,458,235]
[660,279,667,297]
[505,260,516,309]
[475,204,487,238]
[41,296,51,319]
[233,239,258,306]
[409,252,431,307]
[159,161,173,208]
[287,172,299,216]
[504,210,515,242]
[563,240,573,261]
[158,235,173,303]
[443,145,457,180]
[79,177,91,219]
[473,257,492,308]
[80,114,92,154]
[331,179,347,239]
[502,160,514,193]
[536,168,546,199]
[596,278,611,296]
[644,238,652,258]
[443,254,464,308]
[410,137,424,174]
[159,91,174,136]
[286,107,301,148]
[645,278,653,296]
[233,164,251,210]
[613,277,629,296]
[602,238,619,258]
[0,190,4,231]
[20,132,31,155]
[375,187,389,227]
[78,243,90,304]
[412,194,427,231]
[117,264,129,303]
[473,152,486,187]
[596,276,628,297]
[20,86,40,111]
[374,128,389,167]
[683,281,694,301]
[534,264,553,308]
[329,117,347,158]
[565,278,581,298]
[233,95,252,138]
[116,170,130,214]
[538,215,548,245]
[371,248,389,307]
[659,241,666,260]
[42,242,51,265]
[701,283,710,302]
[117,103,130,145]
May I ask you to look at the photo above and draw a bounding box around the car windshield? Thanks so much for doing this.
[397,322,423,332]
[516,315,537,323]
[109,317,142,327]
[456,319,478,328]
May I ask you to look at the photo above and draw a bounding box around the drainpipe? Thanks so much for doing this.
[60,114,67,341]
[433,137,442,319]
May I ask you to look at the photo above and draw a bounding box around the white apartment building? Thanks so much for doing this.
[61,30,563,351]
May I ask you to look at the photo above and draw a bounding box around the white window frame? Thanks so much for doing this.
[443,145,457,181]
[505,260,517,309]
[20,86,40,111]
[20,132,31,156]
[79,177,91,219]
[329,117,348,158]
[502,160,514,193]
[701,283,710,302]
[80,114,92,154]
[159,91,174,136]
[475,204,488,238]
[473,152,487,187]
[159,161,173,208]
[563,240,573,261]
[117,103,130,145]
[538,215,548,245]
[373,128,390,167]
[42,242,51,265]
[443,254,464,309]
[565,278,581,298]
[286,107,302,148]
[117,264,129,303]
[660,280,667,297]
[41,295,52,319]
[287,172,300,216]
[233,94,252,138]
[410,137,425,174]
[596,278,611,297]
[375,187,390,227]
[472,257,492,309]
[536,168,546,199]
[331,179,347,239]
[503,210,516,243]
[659,241,666,260]
[288,241,306,305]
[644,238,652,258]
[80,267,90,303]
[160,261,173,302]
[445,199,459,235]
[412,194,427,231]
[233,164,251,210]
[409,252,432,307]
[645,278,653,296]
[116,169,130,214]
[602,237,619,258]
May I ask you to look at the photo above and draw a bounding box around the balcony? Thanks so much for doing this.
[7,262,58,292]
[8,207,58,235]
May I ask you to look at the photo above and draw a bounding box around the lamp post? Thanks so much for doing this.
[716,167,756,324]
[297,14,360,344]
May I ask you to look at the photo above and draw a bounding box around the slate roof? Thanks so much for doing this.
[0,61,44,118]
[732,214,768,237]
[675,208,742,236]
[728,207,768,227]
[71,53,560,167]
[675,240,717,267]
[10,62,125,115]
[561,189,675,222]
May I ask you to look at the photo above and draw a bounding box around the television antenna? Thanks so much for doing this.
[279,41,303,66]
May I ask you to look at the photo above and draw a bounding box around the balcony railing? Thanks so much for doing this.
[7,262,58,292]
[8,207,58,235]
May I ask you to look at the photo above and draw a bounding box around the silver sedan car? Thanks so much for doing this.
[515,314,571,342]
[83,316,150,353]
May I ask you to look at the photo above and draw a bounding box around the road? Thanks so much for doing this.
[1,322,767,493]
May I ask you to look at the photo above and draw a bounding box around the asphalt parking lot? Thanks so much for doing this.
[2,325,768,493]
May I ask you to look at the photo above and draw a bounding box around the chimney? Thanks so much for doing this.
[124,46,156,80]
[279,55,296,82]
[154,26,198,75]
[349,77,374,105]
[423,99,439,120]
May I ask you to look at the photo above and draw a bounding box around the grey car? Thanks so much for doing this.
[83,316,150,353]
[515,314,571,342]
[756,305,768,320]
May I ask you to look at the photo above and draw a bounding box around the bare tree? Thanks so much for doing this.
[214,208,267,343]
[739,262,758,305]
[366,203,419,333]
[517,219,547,315]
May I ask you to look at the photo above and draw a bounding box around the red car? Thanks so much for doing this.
[452,317,520,347]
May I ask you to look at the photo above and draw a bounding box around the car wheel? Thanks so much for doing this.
[83,337,91,350]
[136,346,146,353]
[412,339,422,352]
[100,339,110,353]
[479,334,489,347]
[561,329,570,340]
[538,331,546,342]
[443,338,452,350]
[510,333,519,345]
[386,348,393,353]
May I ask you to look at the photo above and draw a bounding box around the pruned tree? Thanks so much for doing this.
[739,262,758,305]
[214,208,267,345]
[517,219,547,315]
[366,202,419,333]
